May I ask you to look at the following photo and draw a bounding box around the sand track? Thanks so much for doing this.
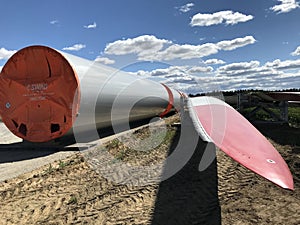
[0,116,299,224]
[217,140,300,225]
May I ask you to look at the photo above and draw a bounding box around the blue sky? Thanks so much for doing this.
[1,0,300,93]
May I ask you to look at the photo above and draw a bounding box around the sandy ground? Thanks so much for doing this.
[0,115,299,225]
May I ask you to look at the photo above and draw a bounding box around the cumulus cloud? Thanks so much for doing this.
[0,66,2,72]
[132,66,207,86]
[104,35,172,58]
[148,66,189,77]
[216,60,282,78]
[129,65,219,93]
[84,22,97,29]
[195,58,300,91]
[190,10,254,27]
[217,36,256,51]
[127,58,300,93]
[218,61,260,72]
[0,47,17,60]
[167,76,196,85]
[204,59,226,65]
[157,43,219,60]
[275,72,300,87]
[214,58,300,90]
[188,66,214,73]
[265,58,300,70]
[270,0,299,14]
[216,61,266,77]
[62,44,86,51]
[158,36,255,60]
[144,65,212,76]
[291,46,300,56]
[94,56,115,64]
[104,35,256,61]
[178,3,194,13]
[50,20,59,25]
[102,35,300,92]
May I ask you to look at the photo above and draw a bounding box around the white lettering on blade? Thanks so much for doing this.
[27,83,48,91]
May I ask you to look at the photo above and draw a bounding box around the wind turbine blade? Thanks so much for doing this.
[188,96,294,190]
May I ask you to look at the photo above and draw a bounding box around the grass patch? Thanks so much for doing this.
[41,155,84,176]
[106,139,121,149]
[115,149,127,160]
[289,107,300,126]
[58,160,68,169]
[104,115,179,165]
[43,164,54,175]
[241,106,300,127]
[67,195,78,205]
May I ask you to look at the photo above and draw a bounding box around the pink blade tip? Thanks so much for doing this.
[188,96,294,190]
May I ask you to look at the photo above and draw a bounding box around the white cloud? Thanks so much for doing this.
[190,10,254,27]
[216,61,265,78]
[149,66,189,77]
[270,0,299,14]
[128,65,219,93]
[204,59,226,65]
[218,61,260,72]
[265,58,300,70]
[179,3,194,13]
[50,20,59,25]
[84,22,97,29]
[217,36,256,51]
[142,65,212,77]
[94,56,115,64]
[156,36,255,60]
[62,44,86,51]
[104,35,172,58]
[157,43,219,60]
[291,46,300,56]
[188,66,213,73]
[214,58,300,90]
[0,47,17,60]
[0,66,2,72]
[131,66,201,84]
[106,35,300,92]
[104,35,256,61]
[125,58,300,93]
[196,58,300,91]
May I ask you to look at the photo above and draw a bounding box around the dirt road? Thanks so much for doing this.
[0,116,299,224]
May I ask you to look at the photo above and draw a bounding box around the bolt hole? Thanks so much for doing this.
[51,124,60,133]
[19,124,27,136]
